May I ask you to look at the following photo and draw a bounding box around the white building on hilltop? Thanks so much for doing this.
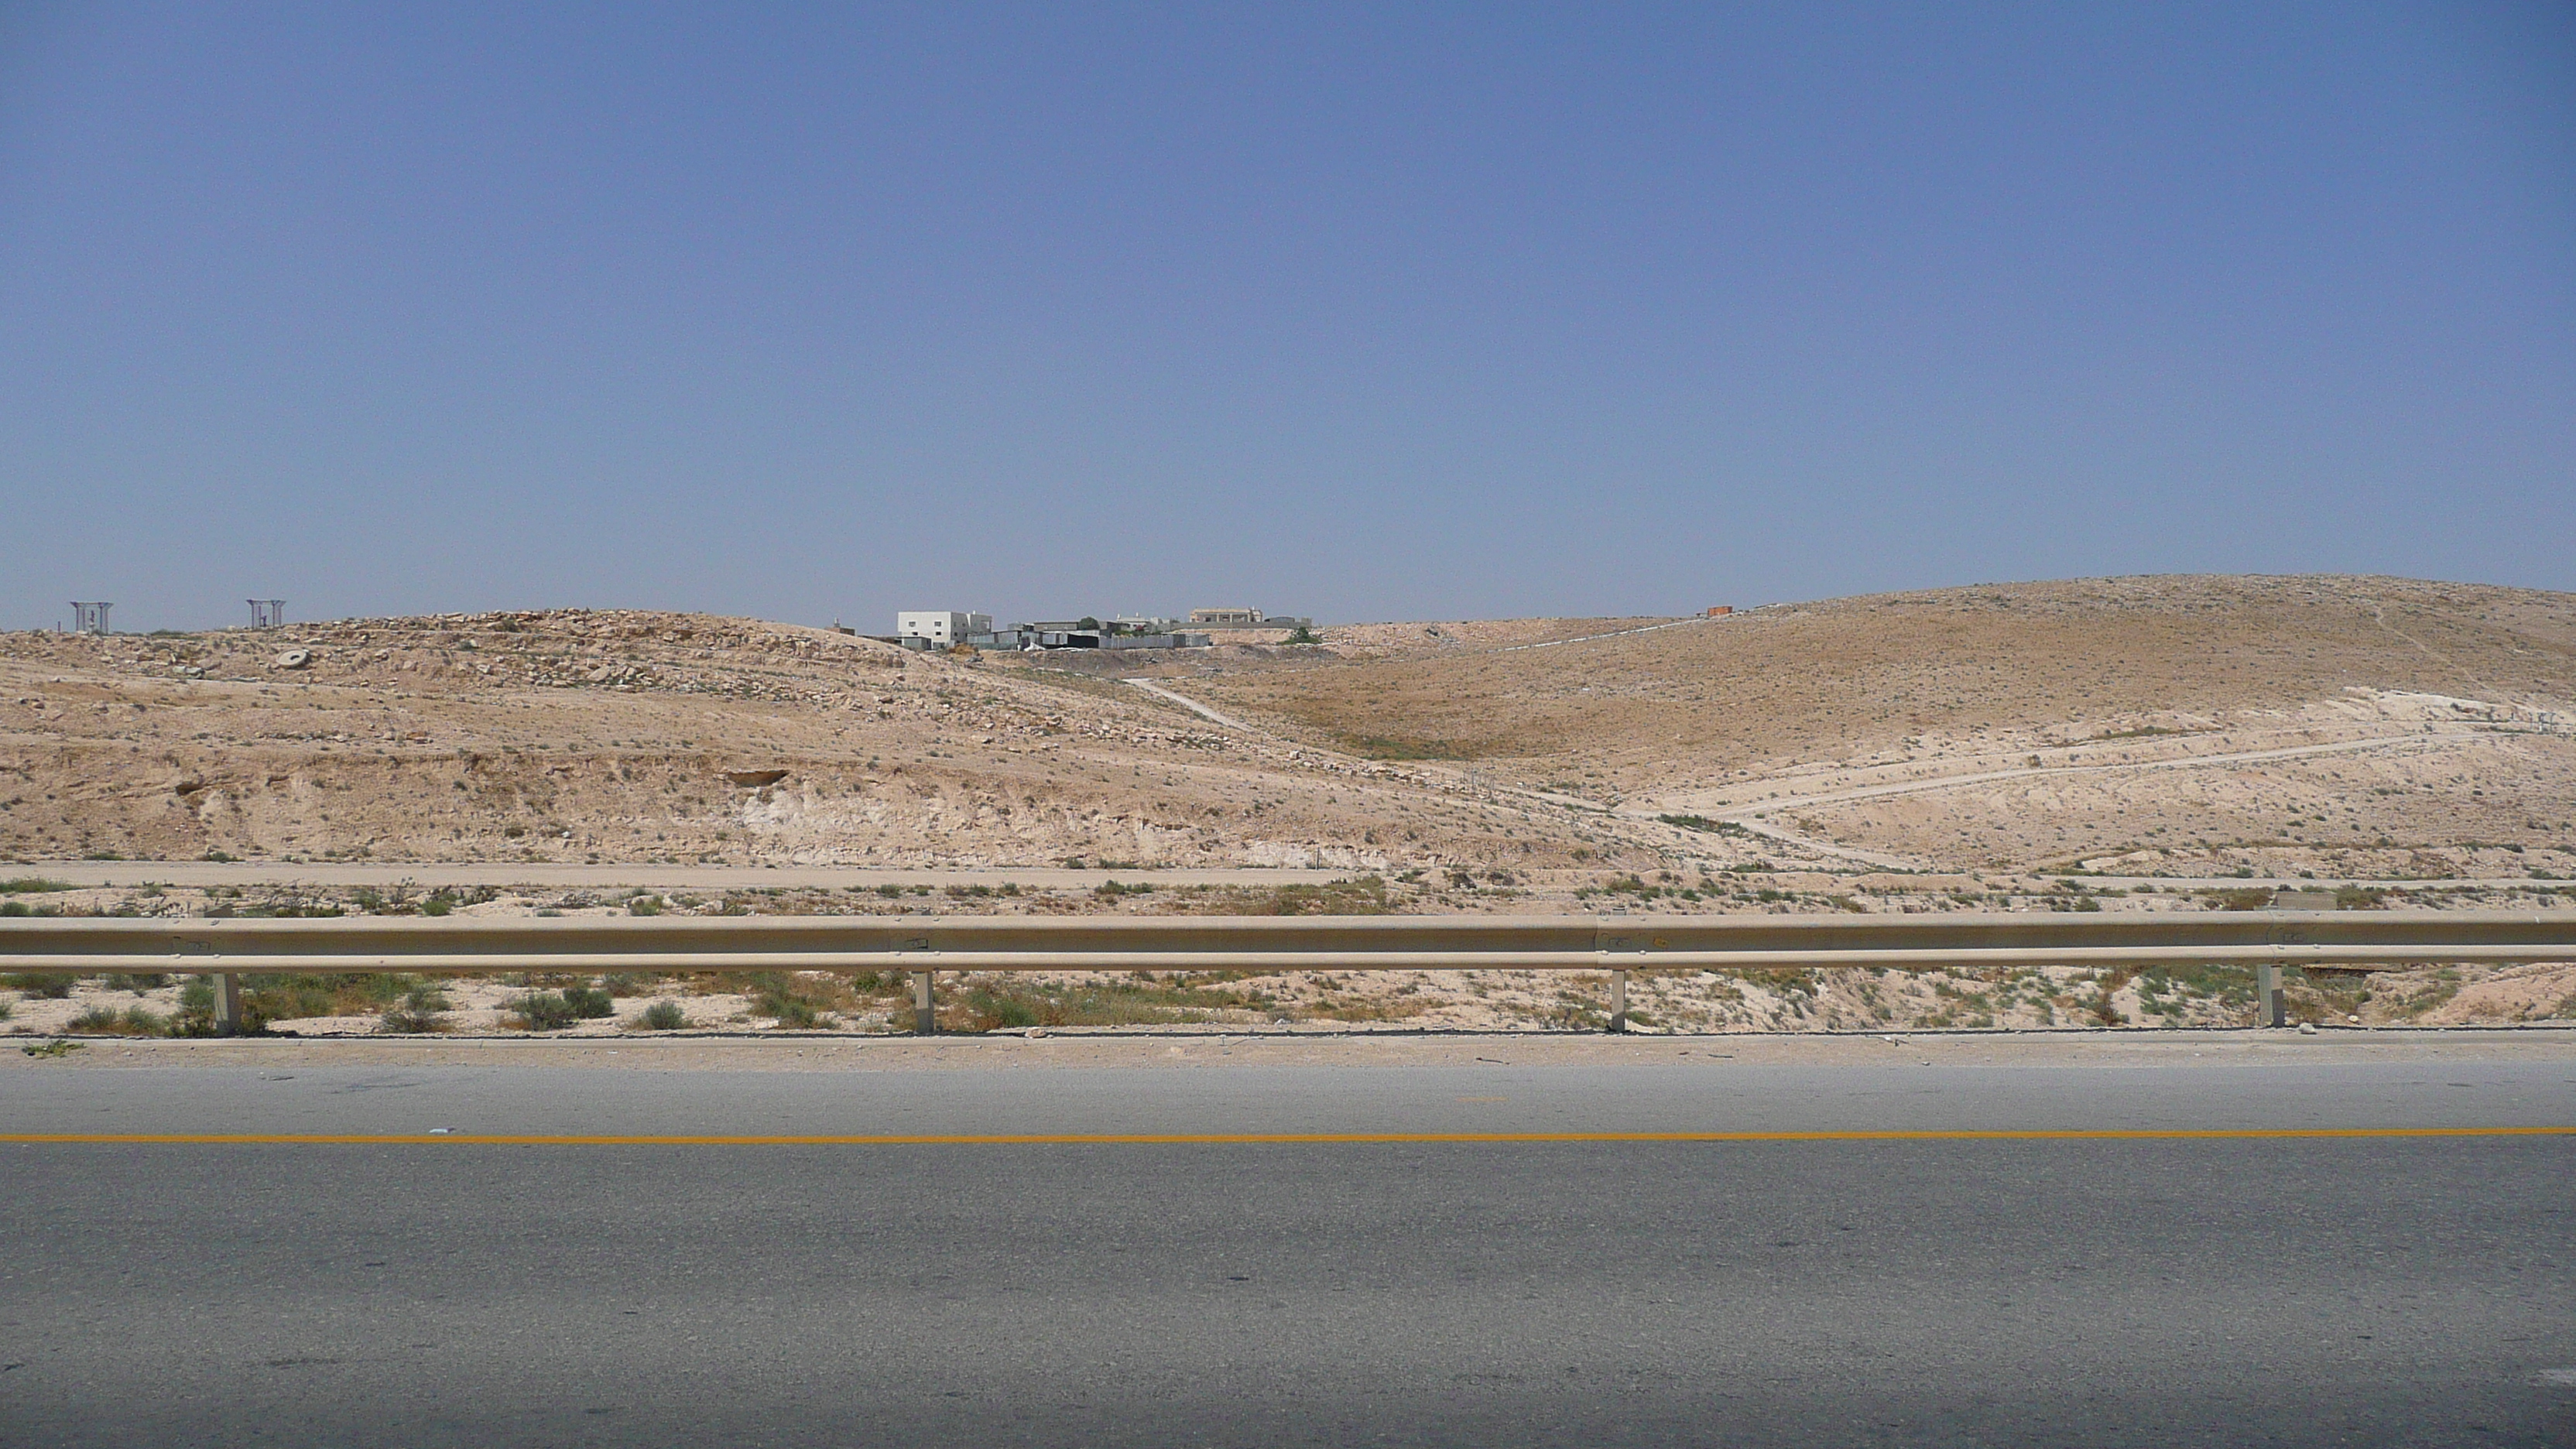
[896,611,992,646]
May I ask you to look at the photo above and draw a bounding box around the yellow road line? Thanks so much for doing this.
[0,1127,2570,1146]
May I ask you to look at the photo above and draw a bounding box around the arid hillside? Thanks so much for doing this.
[0,610,1601,873]
[2,574,2571,883]
[1196,574,2576,878]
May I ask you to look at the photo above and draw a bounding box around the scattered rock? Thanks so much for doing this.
[724,769,790,787]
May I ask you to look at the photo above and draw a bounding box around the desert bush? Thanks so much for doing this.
[514,992,580,1029]
[0,878,74,894]
[70,1003,165,1036]
[639,999,688,1031]
[379,983,453,1034]
[378,1003,444,1033]
[4,973,76,999]
[1185,877,1392,916]
[166,978,221,1036]
[742,971,858,1028]
[950,973,1276,1032]
[243,972,413,1026]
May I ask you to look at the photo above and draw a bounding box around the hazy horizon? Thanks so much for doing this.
[5,4,2571,633]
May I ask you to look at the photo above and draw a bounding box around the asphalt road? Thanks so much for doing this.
[5,1055,2572,1447]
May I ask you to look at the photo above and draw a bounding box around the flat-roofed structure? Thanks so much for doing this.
[896,611,992,646]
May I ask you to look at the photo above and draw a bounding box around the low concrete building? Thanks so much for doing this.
[896,611,992,646]
[1186,608,1313,630]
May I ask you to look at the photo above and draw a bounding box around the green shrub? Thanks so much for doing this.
[742,971,844,1028]
[379,983,452,1033]
[417,892,456,917]
[4,972,76,999]
[166,978,221,1036]
[974,993,1040,1029]
[516,992,579,1029]
[70,1003,165,1036]
[639,999,688,1031]
[625,895,663,916]
[242,972,412,1026]
[563,985,615,1019]
[0,878,73,894]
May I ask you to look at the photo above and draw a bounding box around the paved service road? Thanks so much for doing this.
[12,859,2557,892]
[10,861,1355,891]
[4,1051,2572,1447]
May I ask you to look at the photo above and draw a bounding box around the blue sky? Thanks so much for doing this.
[3,2,2570,632]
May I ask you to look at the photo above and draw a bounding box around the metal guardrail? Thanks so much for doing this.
[5,909,2572,1033]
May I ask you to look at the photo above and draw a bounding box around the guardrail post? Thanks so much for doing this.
[911,970,935,1035]
[2255,963,2284,1028]
[1609,968,1629,1033]
[205,972,242,1035]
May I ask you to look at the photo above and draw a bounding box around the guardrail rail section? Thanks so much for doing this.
[4,909,2573,1033]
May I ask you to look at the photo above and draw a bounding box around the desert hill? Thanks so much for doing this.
[1190,574,2576,877]
[0,609,1593,873]
[1,574,2571,882]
